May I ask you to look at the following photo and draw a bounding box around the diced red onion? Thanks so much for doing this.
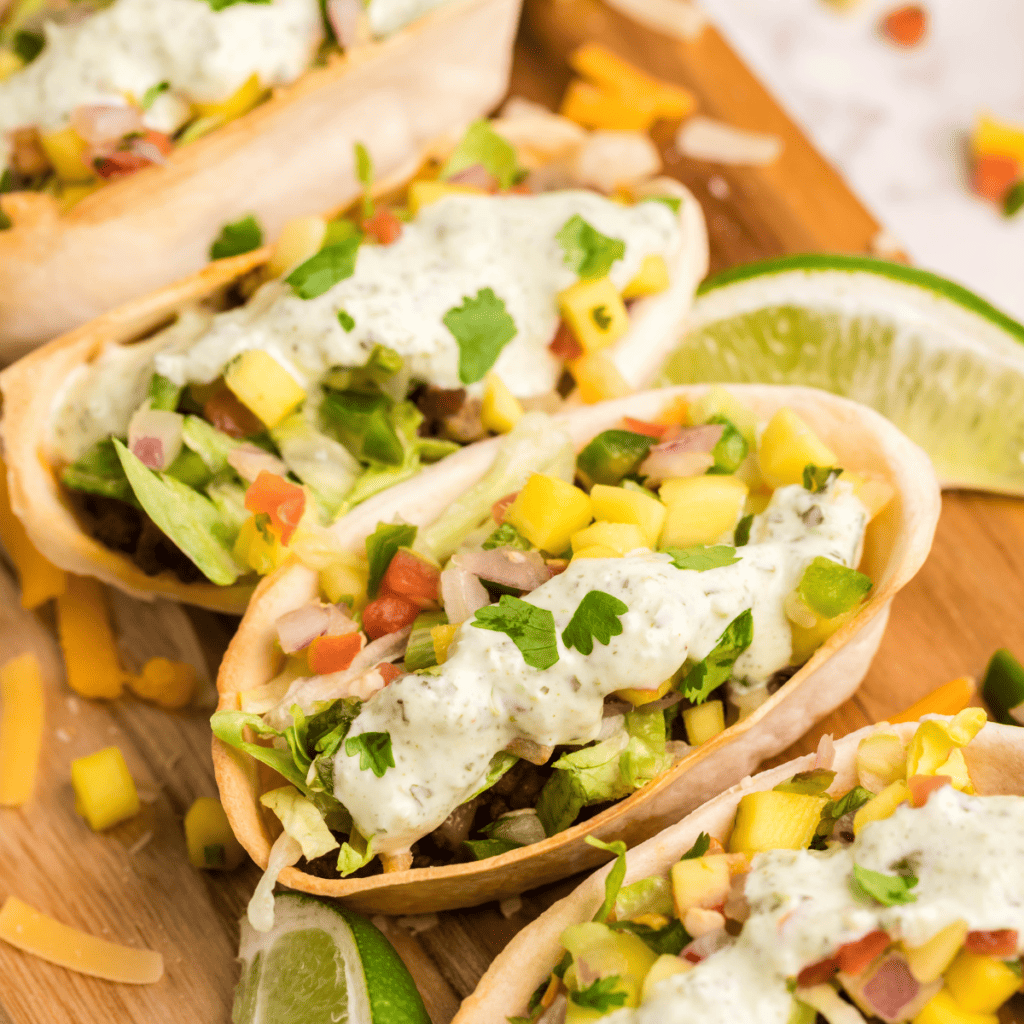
[128,407,183,471]
[861,955,927,1023]
[455,549,549,592]
[639,426,724,484]
[276,603,330,653]
[326,0,363,48]
[446,163,499,192]
[71,104,142,146]
[504,737,554,765]
[126,136,167,166]
[440,564,489,624]
[814,733,836,771]
[228,443,288,483]
[682,930,732,963]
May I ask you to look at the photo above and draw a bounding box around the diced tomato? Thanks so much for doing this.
[93,131,174,180]
[508,182,532,195]
[308,632,363,674]
[379,549,440,609]
[837,931,890,976]
[244,471,306,545]
[549,321,583,361]
[361,208,403,245]
[362,594,419,640]
[965,929,1018,957]
[377,662,403,684]
[204,388,264,438]
[972,154,1020,203]
[623,416,670,439]
[907,774,952,808]
[797,957,839,987]
[491,492,519,524]
[880,4,927,47]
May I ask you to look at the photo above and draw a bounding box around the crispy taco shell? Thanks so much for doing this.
[213,384,940,913]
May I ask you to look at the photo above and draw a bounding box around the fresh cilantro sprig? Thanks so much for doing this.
[209,214,263,260]
[142,81,169,110]
[345,731,395,777]
[585,835,628,923]
[337,310,356,332]
[570,977,628,1013]
[803,464,843,492]
[561,590,628,656]
[556,214,626,279]
[611,918,690,957]
[287,235,361,300]
[680,831,711,860]
[734,514,753,547]
[850,863,918,906]
[365,521,417,597]
[440,119,523,190]
[681,609,754,704]
[472,595,559,670]
[667,545,740,572]
[444,287,518,384]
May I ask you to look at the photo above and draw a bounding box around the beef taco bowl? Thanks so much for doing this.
[211,383,940,915]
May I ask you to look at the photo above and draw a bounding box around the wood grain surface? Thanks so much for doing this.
[1,4,1021,1023]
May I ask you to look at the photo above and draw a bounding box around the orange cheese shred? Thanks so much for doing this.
[56,575,125,700]
[891,676,976,724]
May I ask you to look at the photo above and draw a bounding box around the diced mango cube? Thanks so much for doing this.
[934,747,973,793]
[0,48,24,82]
[0,653,44,808]
[944,951,1021,1014]
[481,373,523,434]
[407,180,486,215]
[39,126,94,183]
[266,216,327,278]
[589,484,666,547]
[789,605,857,665]
[654,395,690,427]
[622,255,670,299]
[903,920,968,983]
[559,277,630,353]
[659,476,748,548]
[571,545,621,561]
[856,732,907,791]
[758,408,837,489]
[683,700,725,746]
[184,797,245,870]
[320,553,368,609]
[193,73,266,122]
[431,623,458,664]
[568,351,633,404]
[671,854,732,914]
[233,514,290,576]
[224,350,306,428]
[728,791,829,854]
[641,953,692,1001]
[972,112,1024,162]
[615,676,673,708]
[506,474,593,554]
[913,988,998,1024]
[853,780,910,835]
[71,747,140,831]
[571,521,647,555]
[127,657,197,710]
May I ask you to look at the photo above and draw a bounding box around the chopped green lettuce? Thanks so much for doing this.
[260,785,339,861]
[337,829,374,876]
[585,836,628,923]
[613,875,674,920]
[181,415,239,473]
[60,438,139,505]
[271,412,360,517]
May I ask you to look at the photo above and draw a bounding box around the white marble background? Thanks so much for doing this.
[698,0,1024,321]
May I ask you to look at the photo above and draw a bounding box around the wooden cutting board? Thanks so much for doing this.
[3,4,1024,1023]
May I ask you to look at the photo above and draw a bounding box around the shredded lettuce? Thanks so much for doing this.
[181,415,239,472]
[60,438,139,505]
[585,836,628,923]
[614,875,675,920]
[271,412,360,517]
[337,829,374,876]
[260,785,339,861]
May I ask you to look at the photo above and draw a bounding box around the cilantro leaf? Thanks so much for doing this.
[142,81,169,110]
[680,831,711,860]
[444,287,518,384]
[585,835,628,923]
[680,608,754,704]
[440,119,523,190]
[472,595,559,670]
[734,513,753,547]
[556,214,626,279]
[803,464,843,493]
[831,785,874,819]
[286,236,361,300]
[611,918,690,957]
[344,731,395,777]
[570,977,628,1013]
[12,30,44,62]
[209,214,263,260]
[561,590,628,656]
[667,545,740,572]
[1005,180,1024,219]
[365,521,417,597]
[337,310,355,332]
[643,195,681,214]
[354,142,374,220]
[850,863,918,906]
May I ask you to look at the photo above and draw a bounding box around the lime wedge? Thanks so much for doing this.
[233,892,430,1024]
[660,254,1024,493]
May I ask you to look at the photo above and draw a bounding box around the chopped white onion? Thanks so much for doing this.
[71,103,142,145]
[276,603,330,654]
[815,733,836,771]
[227,443,288,483]
[456,548,549,592]
[127,405,184,471]
[440,564,490,624]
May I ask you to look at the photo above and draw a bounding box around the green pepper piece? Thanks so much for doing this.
[982,649,1024,725]
[707,416,748,475]
[798,556,872,619]
[576,430,654,488]
[774,768,836,795]
[404,610,448,672]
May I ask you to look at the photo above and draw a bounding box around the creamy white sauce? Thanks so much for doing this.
[331,482,867,853]
[616,786,1024,1024]
[0,0,322,160]
[366,0,452,36]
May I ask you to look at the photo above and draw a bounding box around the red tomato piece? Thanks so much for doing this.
[623,416,670,439]
[491,492,519,524]
[549,321,583,361]
[907,774,952,807]
[965,929,1018,957]
[837,931,891,976]
[93,131,174,180]
[308,633,363,675]
[362,594,419,640]
[797,957,839,987]
[972,154,1020,203]
[880,4,927,47]
[361,208,403,245]
[377,662,403,685]
[204,389,264,438]
[244,471,306,545]
[379,549,440,609]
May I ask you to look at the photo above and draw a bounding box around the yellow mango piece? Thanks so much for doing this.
[641,953,692,1001]
[127,657,197,710]
[843,471,896,521]
[853,780,910,835]
[506,474,593,554]
[193,72,266,122]
[233,515,290,576]
[856,732,907,791]
[0,653,44,807]
[589,484,666,547]
[266,216,327,278]
[758,408,837,489]
[671,854,733,913]
[659,475,748,548]
[914,988,999,1024]
[320,553,368,609]
[224,349,306,428]
[559,276,630,353]
[789,606,857,666]
[569,44,697,119]
[616,676,673,708]
[654,395,690,427]
[683,700,725,746]
[0,48,24,82]
[728,791,829,854]
[0,897,163,984]
[39,126,94,183]
[407,179,486,215]
[571,544,621,561]
[972,112,1024,162]
[560,79,658,132]
[890,677,976,724]
[481,373,523,434]
[944,951,1021,1014]
[0,456,66,609]
[56,575,124,699]
[184,797,245,870]
[71,746,140,831]
[571,521,646,555]
[431,623,458,664]
[903,920,968,983]
[568,351,633,404]
[622,254,670,299]
[934,747,973,793]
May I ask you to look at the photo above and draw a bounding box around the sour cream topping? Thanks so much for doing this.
[332,482,867,853]
[616,786,1024,1024]
[0,0,322,160]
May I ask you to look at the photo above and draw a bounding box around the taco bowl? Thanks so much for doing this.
[212,383,940,914]
[0,114,707,613]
